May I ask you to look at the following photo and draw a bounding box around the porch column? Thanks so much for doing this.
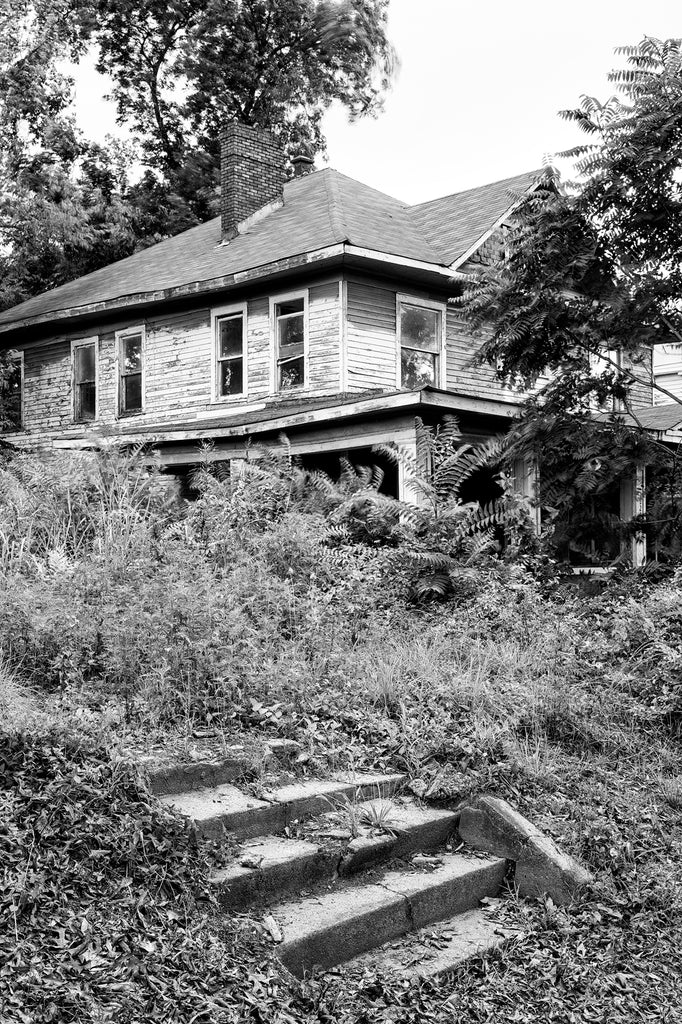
[513,456,541,534]
[620,463,646,567]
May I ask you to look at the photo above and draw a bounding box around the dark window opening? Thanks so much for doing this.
[0,352,22,432]
[275,297,305,390]
[217,314,245,397]
[74,343,96,422]
[119,332,143,414]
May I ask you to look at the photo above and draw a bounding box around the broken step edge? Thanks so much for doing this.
[163,773,407,840]
[213,802,461,909]
[343,905,522,982]
[273,853,506,978]
[145,739,301,796]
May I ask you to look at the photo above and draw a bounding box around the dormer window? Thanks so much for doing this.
[212,303,247,400]
[397,296,445,389]
[273,293,306,390]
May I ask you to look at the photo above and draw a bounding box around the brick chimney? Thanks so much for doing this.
[220,123,285,242]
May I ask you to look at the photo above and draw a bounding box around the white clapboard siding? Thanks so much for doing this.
[308,282,341,390]
[346,283,396,391]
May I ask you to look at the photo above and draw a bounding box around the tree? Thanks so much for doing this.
[0,0,140,310]
[0,0,396,310]
[459,37,682,562]
[82,0,395,221]
[463,37,682,411]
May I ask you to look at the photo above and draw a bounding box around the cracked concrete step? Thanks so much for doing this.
[343,906,520,981]
[272,852,506,978]
[213,799,461,909]
[159,772,405,840]
[144,740,301,796]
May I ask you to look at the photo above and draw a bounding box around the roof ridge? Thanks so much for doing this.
[410,168,545,211]
[323,169,351,243]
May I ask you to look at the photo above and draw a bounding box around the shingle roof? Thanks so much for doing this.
[627,404,682,431]
[409,169,545,266]
[0,167,540,332]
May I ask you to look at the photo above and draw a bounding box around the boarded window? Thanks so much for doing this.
[275,296,305,390]
[119,330,143,414]
[0,351,22,432]
[216,313,245,397]
[74,341,96,421]
[399,303,441,389]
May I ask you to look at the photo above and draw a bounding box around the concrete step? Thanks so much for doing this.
[144,739,301,796]
[343,906,520,981]
[214,798,461,909]
[160,772,405,840]
[272,852,506,978]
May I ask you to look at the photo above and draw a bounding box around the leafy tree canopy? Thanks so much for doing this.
[0,0,396,311]
[462,37,682,413]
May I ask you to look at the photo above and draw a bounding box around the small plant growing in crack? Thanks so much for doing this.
[358,798,403,837]
[321,790,403,839]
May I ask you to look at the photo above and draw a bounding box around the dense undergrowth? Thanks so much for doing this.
[1,444,682,1022]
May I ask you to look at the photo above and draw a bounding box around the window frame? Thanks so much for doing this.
[211,302,248,402]
[71,337,99,423]
[396,294,447,390]
[589,346,623,412]
[270,289,308,393]
[0,348,24,433]
[116,326,146,417]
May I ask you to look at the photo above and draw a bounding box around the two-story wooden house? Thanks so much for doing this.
[0,123,662,561]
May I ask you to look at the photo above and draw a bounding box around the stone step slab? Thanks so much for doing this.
[144,739,301,796]
[213,798,461,909]
[272,852,506,978]
[160,772,405,840]
[343,906,521,981]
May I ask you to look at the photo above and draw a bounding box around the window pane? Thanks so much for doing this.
[219,317,243,358]
[277,298,304,318]
[278,356,304,390]
[219,358,243,396]
[400,305,440,352]
[79,382,96,420]
[278,315,304,351]
[1,356,22,431]
[75,344,95,382]
[401,349,436,389]
[122,334,142,372]
[123,373,142,412]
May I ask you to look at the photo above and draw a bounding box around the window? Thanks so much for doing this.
[274,294,305,390]
[0,350,22,432]
[590,347,622,411]
[72,339,97,422]
[117,328,144,415]
[398,297,444,389]
[214,308,246,398]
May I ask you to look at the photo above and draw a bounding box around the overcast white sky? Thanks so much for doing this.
[72,0,681,205]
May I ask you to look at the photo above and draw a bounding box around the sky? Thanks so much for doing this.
[72,0,682,205]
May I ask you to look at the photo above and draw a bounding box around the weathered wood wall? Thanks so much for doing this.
[3,280,343,443]
[2,268,656,446]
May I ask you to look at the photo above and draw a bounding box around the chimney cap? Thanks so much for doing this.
[291,153,315,177]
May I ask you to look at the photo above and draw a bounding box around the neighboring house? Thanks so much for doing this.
[0,124,661,562]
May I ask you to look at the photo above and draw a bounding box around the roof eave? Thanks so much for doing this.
[0,243,463,340]
[449,176,545,272]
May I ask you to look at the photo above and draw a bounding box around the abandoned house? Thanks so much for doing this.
[0,123,676,566]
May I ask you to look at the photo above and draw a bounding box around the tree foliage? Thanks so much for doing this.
[462,37,682,410]
[0,0,396,311]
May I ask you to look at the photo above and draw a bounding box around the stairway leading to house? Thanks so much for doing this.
[153,764,520,980]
